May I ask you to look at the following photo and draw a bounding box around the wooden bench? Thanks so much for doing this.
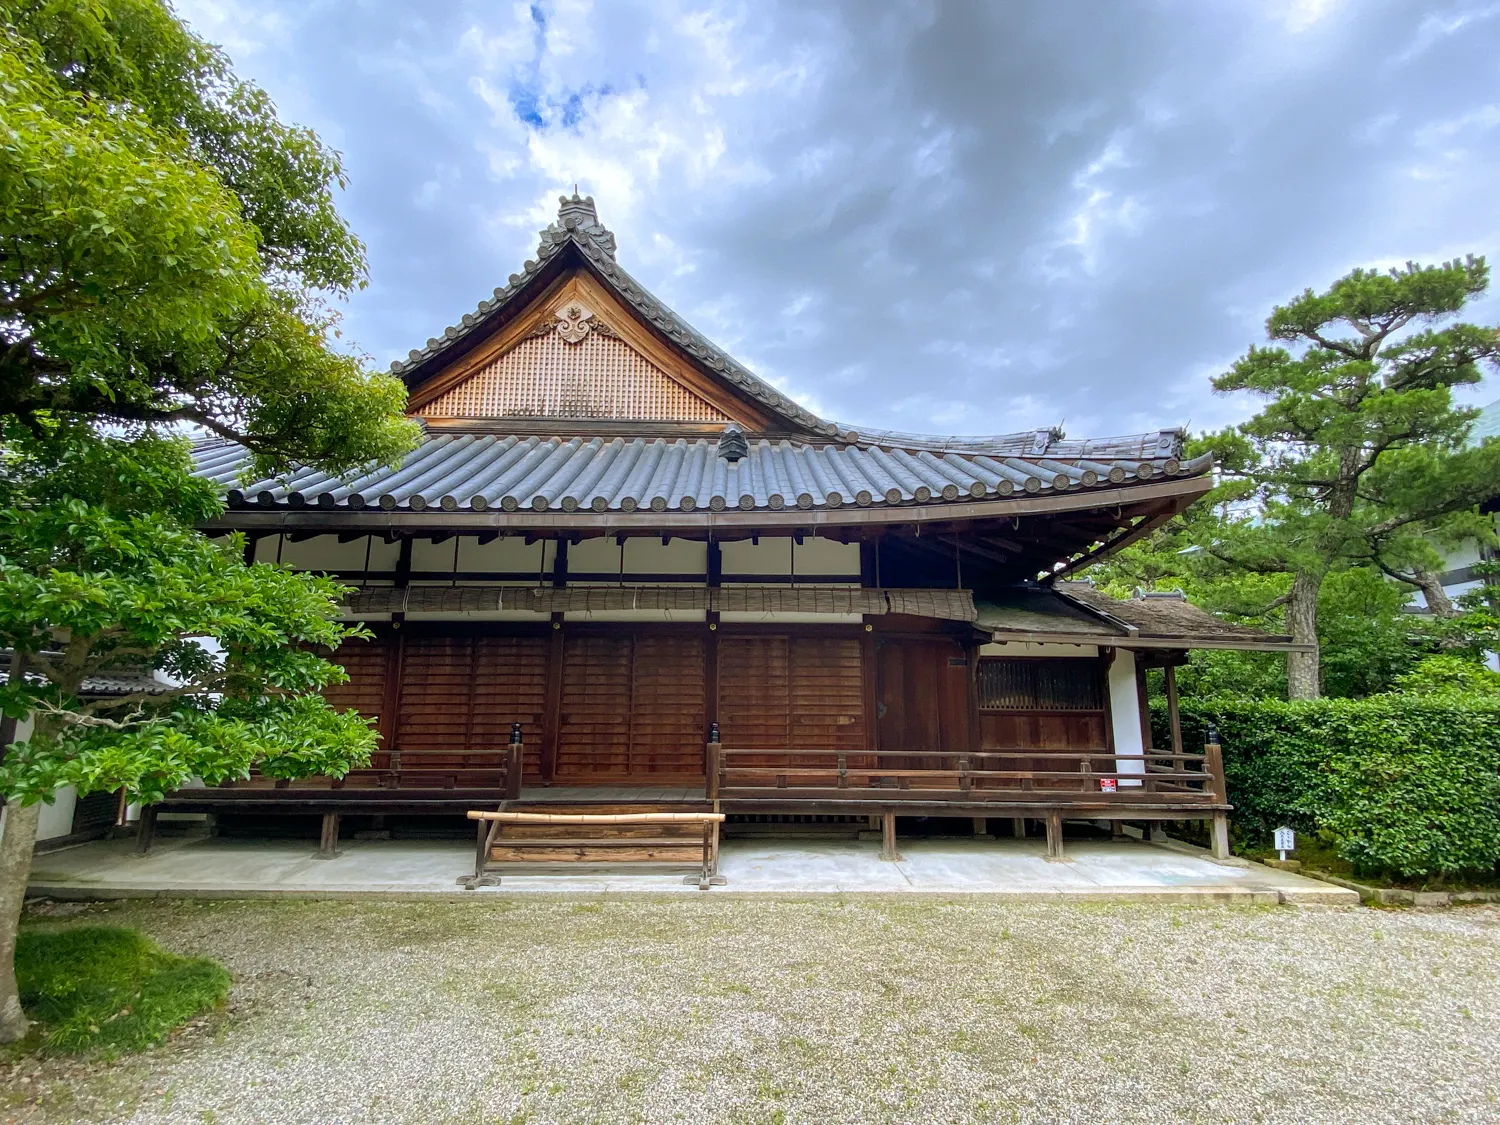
[462,810,726,890]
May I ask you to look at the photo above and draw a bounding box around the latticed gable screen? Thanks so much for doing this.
[420,332,731,421]
[977,658,1104,711]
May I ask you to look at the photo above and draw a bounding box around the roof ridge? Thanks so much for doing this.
[388,192,1194,458]
[391,192,843,438]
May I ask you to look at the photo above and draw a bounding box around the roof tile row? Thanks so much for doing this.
[195,433,1213,515]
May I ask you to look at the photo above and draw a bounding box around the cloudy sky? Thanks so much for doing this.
[174,0,1500,440]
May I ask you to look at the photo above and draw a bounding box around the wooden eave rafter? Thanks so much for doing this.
[1042,491,1200,584]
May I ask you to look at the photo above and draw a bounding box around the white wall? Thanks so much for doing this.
[0,715,78,842]
[1107,650,1146,785]
[718,536,860,577]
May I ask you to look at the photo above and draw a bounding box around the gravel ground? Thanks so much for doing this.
[4,897,1499,1125]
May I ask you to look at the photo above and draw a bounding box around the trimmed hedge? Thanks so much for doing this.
[1151,695,1500,880]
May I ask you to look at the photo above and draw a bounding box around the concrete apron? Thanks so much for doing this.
[27,835,1357,905]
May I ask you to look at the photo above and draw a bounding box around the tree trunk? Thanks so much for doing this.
[1286,569,1323,700]
[0,797,40,1043]
[1413,566,1455,618]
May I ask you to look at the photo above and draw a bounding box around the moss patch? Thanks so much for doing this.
[13,926,229,1056]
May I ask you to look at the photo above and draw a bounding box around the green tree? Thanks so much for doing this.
[0,0,416,475]
[1206,257,1500,698]
[0,1,420,1042]
[0,429,381,1042]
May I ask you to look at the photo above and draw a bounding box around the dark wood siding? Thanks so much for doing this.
[474,636,550,781]
[555,630,707,783]
[320,637,391,718]
[875,638,971,758]
[977,656,1109,792]
[717,635,868,767]
[319,637,393,765]
[395,635,550,773]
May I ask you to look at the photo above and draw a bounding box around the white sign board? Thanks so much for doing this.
[1274,826,1295,860]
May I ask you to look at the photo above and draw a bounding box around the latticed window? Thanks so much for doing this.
[976,658,1104,711]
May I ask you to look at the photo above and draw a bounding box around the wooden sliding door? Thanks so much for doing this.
[394,634,550,779]
[554,630,707,784]
[716,634,868,764]
[875,637,971,761]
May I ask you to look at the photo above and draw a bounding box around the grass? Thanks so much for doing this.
[13,926,229,1056]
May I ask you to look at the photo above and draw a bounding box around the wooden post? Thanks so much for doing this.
[879,811,899,861]
[1110,820,1125,840]
[316,812,339,859]
[1165,663,1184,762]
[706,729,721,801]
[473,818,489,881]
[972,816,987,838]
[1210,813,1231,860]
[1044,811,1065,861]
[1204,725,1228,803]
[136,805,158,854]
[540,613,565,784]
[1012,817,1026,840]
[506,722,524,800]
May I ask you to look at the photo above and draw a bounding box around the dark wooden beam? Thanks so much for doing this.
[539,615,565,785]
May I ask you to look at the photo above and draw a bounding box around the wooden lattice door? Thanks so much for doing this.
[554,631,707,784]
[716,635,869,768]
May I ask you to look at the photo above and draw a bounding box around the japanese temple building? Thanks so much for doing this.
[162,193,1303,867]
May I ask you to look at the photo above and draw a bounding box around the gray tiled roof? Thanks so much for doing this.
[390,193,843,438]
[0,656,171,699]
[977,585,1296,648]
[196,433,1213,515]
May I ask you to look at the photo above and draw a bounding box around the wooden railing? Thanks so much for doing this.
[707,744,1227,807]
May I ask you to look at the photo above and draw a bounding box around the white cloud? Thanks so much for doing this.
[1396,3,1500,64]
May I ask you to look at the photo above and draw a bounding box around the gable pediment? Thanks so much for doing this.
[408,271,767,429]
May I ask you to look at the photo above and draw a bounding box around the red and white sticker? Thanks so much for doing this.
[1099,778,1118,793]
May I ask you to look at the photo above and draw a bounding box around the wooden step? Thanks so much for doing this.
[489,840,704,863]
[503,802,712,815]
[495,823,706,840]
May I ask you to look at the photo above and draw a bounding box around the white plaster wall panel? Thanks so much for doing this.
[37,785,78,840]
[1444,542,1484,569]
[1107,651,1146,785]
[623,537,708,575]
[452,535,555,573]
[793,537,862,576]
[2,719,77,842]
[720,537,795,575]
[253,534,400,571]
[567,536,626,574]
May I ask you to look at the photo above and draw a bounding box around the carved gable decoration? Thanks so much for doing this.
[418,299,731,423]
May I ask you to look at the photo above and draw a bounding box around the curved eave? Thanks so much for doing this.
[200,474,1211,534]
